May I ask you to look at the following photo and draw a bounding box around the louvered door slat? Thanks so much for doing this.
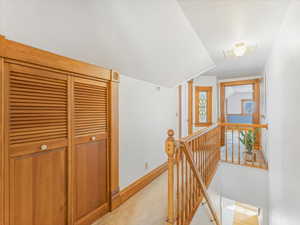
[74,79,108,137]
[11,88,67,97]
[73,77,109,222]
[8,64,68,147]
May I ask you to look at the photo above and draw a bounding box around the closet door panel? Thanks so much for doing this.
[10,148,67,225]
[75,139,107,219]
[8,63,68,154]
[6,62,69,225]
[74,78,107,137]
[73,77,109,223]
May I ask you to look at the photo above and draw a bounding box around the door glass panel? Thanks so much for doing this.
[199,91,207,123]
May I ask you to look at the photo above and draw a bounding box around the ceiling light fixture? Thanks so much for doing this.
[223,42,257,58]
[233,42,247,57]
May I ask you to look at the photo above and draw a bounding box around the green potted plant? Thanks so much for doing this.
[239,128,259,162]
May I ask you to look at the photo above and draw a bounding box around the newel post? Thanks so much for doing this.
[165,129,175,225]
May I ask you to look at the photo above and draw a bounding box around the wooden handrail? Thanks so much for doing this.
[218,122,268,129]
[165,125,221,225]
[180,124,218,143]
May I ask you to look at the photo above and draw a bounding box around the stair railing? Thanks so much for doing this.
[165,125,221,225]
[218,122,268,169]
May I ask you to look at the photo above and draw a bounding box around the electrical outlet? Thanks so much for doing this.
[145,162,149,170]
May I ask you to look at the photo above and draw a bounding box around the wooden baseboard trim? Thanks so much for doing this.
[111,192,121,210]
[111,162,167,210]
[75,203,109,225]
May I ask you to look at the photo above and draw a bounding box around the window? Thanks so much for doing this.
[241,99,255,115]
[195,86,212,127]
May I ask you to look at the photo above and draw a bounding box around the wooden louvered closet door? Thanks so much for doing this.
[73,77,109,224]
[7,62,68,225]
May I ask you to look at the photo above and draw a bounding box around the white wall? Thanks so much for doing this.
[191,163,269,225]
[222,198,235,225]
[264,1,300,225]
[119,75,177,189]
[227,92,252,114]
[0,0,3,34]
[208,164,222,222]
[219,163,269,209]
[181,82,189,138]
[219,163,269,225]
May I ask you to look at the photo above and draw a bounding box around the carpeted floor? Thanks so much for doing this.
[93,172,168,225]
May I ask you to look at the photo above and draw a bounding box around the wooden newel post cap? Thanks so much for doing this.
[165,129,175,156]
[167,129,174,137]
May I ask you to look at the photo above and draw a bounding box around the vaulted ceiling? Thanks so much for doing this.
[0,0,213,87]
[0,0,291,85]
[178,0,290,78]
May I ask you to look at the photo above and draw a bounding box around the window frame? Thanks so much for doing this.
[194,86,212,127]
[241,98,254,115]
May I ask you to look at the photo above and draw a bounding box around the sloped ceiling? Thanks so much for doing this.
[0,0,214,87]
[178,0,290,78]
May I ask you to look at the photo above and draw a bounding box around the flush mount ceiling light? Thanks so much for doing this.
[233,42,247,57]
[223,42,257,58]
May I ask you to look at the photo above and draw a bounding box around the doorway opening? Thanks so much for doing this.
[220,79,260,126]
[222,197,262,225]
[219,79,262,163]
[225,84,255,124]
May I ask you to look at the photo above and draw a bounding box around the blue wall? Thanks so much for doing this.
[227,115,252,124]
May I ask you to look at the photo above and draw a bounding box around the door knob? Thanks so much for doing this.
[40,144,48,151]
[91,136,96,141]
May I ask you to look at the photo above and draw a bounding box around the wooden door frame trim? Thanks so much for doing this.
[219,78,261,146]
[194,86,213,127]
[0,35,5,58]
[0,36,5,225]
[188,80,193,135]
[0,57,4,225]
[219,79,261,87]
[178,85,182,139]
[109,71,120,211]
[220,78,261,121]
[3,58,9,225]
